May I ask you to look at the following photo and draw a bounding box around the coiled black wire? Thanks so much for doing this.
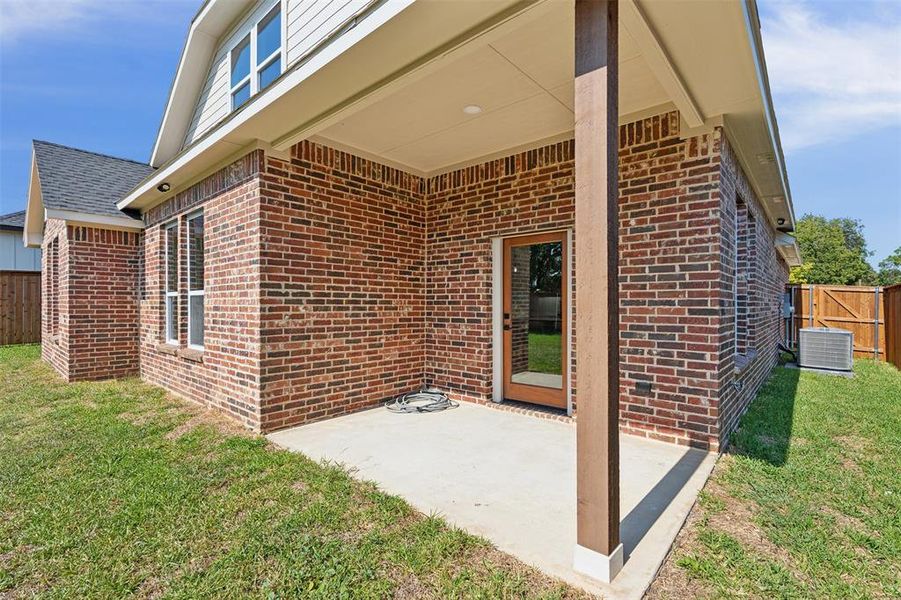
[385,389,459,413]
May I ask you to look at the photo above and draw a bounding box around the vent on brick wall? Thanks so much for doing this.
[799,328,853,372]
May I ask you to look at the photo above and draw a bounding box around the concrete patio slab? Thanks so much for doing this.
[268,401,716,599]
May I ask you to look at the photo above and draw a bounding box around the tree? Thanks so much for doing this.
[876,247,901,286]
[529,242,562,294]
[790,215,876,285]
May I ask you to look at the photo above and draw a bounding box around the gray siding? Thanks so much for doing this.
[183,0,368,148]
[0,231,41,272]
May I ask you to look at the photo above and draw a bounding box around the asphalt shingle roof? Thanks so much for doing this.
[33,141,155,219]
[0,210,26,230]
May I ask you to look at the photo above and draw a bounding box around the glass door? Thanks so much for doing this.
[502,232,567,408]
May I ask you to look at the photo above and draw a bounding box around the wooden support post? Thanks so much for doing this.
[573,0,622,583]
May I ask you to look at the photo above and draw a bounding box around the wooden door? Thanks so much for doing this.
[502,232,567,408]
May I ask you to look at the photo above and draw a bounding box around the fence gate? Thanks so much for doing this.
[0,271,42,346]
[787,284,887,359]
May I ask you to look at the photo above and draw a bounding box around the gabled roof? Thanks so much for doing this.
[23,141,152,247]
[0,211,26,231]
[32,141,154,218]
[150,0,256,167]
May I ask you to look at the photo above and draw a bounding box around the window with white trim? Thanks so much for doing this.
[230,4,282,111]
[187,211,205,349]
[164,222,178,344]
[734,198,756,355]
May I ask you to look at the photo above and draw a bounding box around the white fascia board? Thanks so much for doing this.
[24,232,43,248]
[44,209,145,231]
[622,0,704,128]
[150,0,254,167]
[775,232,802,267]
[741,0,794,230]
[121,0,416,212]
[24,152,44,248]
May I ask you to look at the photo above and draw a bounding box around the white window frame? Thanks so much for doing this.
[734,203,740,354]
[164,221,179,345]
[186,210,205,351]
[228,2,283,113]
[229,34,252,111]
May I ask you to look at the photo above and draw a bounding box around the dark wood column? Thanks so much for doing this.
[573,0,621,582]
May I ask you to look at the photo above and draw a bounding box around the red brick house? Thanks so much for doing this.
[23,0,801,581]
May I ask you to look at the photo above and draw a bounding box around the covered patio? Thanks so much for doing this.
[108,0,792,591]
[252,0,781,590]
[269,402,715,599]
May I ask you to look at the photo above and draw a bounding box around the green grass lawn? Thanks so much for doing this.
[648,359,901,599]
[527,333,562,375]
[0,344,585,599]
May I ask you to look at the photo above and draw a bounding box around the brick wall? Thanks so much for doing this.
[139,151,265,430]
[424,112,788,450]
[40,110,787,447]
[716,137,789,448]
[616,113,725,449]
[41,219,68,378]
[66,226,141,380]
[425,142,577,402]
[40,218,140,381]
[256,142,426,431]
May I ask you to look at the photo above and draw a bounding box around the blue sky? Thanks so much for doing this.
[1,0,899,265]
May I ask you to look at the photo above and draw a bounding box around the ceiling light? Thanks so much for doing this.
[463,104,482,115]
[157,182,171,192]
[777,218,786,226]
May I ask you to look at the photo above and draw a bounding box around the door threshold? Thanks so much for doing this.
[488,398,573,423]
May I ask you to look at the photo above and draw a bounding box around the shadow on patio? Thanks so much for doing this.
[269,401,717,600]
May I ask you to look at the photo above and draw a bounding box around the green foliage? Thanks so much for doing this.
[789,215,876,285]
[529,242,562,294]
[669,360,901,599]
[876,247,901,286]
[527,333,562,374]
[0,345,584,599]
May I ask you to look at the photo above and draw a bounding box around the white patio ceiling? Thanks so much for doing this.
[316,2,667,174]
[122,0,793,231]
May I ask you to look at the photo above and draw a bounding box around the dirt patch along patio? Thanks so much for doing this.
[0,345,588,599]
[269,401,716,599]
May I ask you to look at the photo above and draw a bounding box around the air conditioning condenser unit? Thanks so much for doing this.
[798,327,853,373]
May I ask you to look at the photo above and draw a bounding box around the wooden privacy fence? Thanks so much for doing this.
[786,285,901,360]
[0,271,41,346]
[786,284,892,359]
[884,284,901,370]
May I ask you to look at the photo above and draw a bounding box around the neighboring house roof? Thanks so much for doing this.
[23,141,153,247]
[0,210,26,231]
[32,141,154,218]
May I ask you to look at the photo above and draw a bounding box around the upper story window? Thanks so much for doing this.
[187,211,205,350]
[230,4,282,111]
